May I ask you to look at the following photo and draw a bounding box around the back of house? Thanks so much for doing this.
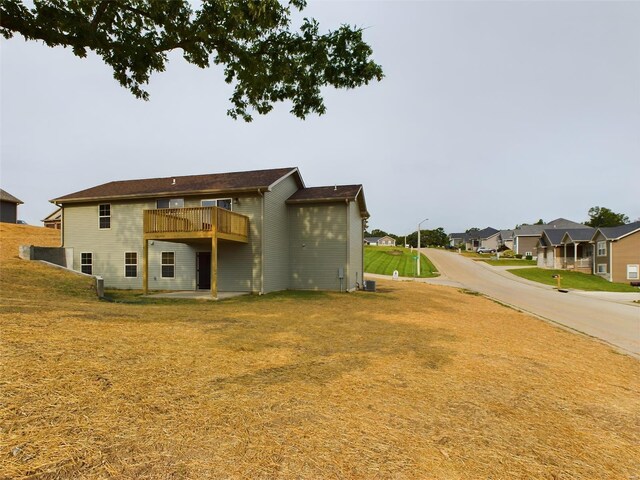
[51,167,369,296]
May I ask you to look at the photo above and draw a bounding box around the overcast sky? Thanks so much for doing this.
[2,1,639,234]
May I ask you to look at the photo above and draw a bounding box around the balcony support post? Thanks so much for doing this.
[211,209,218,299]
[143,238,149,295]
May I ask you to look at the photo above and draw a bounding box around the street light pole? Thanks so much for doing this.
[417,217,428,276]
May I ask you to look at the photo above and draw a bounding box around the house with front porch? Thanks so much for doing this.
[364,235,395,246]
[51,167,369,297]
[513,218,583,259]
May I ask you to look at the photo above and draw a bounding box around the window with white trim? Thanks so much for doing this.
[525,251,532,257]
[125,252,138,278]
[627,265,639,280]
[597,241,606,256]
[99,204,111,229]
[161,252,175,278]
[597,264,607,274]
[156,198,184,209]
[81,253,92,275]
[201,198,232,211]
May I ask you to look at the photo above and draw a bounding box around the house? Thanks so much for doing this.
[498,230,514,250]
[51,167,369,297]
[448,232,468,248]
[0,189,23,223]
[591,221,640,283]
[364,235,396,246]
[465,227,499,251]
[512,218,583,258]
[42,207,62,229]
[537,227,595,272]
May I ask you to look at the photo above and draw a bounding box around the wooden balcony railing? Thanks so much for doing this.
[143,206,248,241]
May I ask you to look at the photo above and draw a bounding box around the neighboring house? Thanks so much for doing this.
[0,189,23,223]
[51,167,369,297]
[465,227,499,251]
[512,218,583,258]
[498,230,514,250]
[591,221,640,283]
[364,235,395,246]
[448,232,468,248]
[42,207,62,229]
[537,227,595,272]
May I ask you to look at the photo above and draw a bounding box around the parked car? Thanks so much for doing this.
[476,246,496,254]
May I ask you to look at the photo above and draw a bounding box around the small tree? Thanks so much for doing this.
[585,206,629,228]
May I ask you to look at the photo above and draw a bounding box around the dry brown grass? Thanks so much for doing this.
[1,224,639,479]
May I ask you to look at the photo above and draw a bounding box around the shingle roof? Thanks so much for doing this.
[0,189,23,204]
[286,185,368,217]
[53,167,301,203]
[562,227,596,242]
[365,237,382,243]
[499,230,514,240]
[286,185,362,203]
[468,227,499,240]
[596,221,640,240]
[515,218,584,236]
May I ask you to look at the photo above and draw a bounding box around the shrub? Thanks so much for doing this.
[515,254,523,259]
[525,255,533,261]
[500,249,515,258]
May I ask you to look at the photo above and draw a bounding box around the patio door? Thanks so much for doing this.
[196,252,211,290]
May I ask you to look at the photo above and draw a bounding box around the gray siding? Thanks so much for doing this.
[0,200,18,223]
[216,195,262,293]
[347,201,364,290]
[263,175,299,293]
[63,201,196,289]
[288,204,348,291]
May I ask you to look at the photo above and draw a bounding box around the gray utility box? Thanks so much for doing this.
[363,280,376,292]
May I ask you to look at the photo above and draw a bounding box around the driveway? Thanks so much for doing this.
[422,248,640,357]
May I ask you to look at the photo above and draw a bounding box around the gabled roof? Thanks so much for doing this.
[562,228,596,243]
[42,207,62,222]
[286,185,369,218]
[468,227,499,240]
[448,232,468,240]
[499,230,514,240]
[592,221,640,241]
[514,218,584,236]
[365,236,382,243]
[52,167,303,203]
[0,189,23,204]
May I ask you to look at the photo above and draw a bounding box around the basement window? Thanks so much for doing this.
[628,265,639,280]
[597,264,607,274]
[81,253,92,275]
[125,252,138,278]
[99,204,111,229]
[161,252,175,278]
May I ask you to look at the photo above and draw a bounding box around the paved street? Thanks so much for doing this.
[419,249,640,357]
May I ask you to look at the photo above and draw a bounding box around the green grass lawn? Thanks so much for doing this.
[365,246,438,277]
[508,268,640,292]
[478,259,537,266]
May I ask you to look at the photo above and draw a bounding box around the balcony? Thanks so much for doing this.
[143,206,249,243]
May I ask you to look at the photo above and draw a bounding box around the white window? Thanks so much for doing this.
[597,264,607,274]
[202,198,232,211]
[156,198,184,209]
[99,204,110,229]
[81,252,92,275]
[161,252,175,278]
[627,265,639,280]
[125,252,138,278]
[525,251,532,257]
[597,241,606,256]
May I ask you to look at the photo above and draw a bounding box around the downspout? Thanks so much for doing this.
[609,240,613,282]
[361,218,365,290]
[345,199,350,292]
[258,189,265,295]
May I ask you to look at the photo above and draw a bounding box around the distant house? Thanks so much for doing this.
[591,221,640,283]
[364,235,395,246]
[50,167,369,297]
[498,230,514,250]
[0,189,23,223]
[42,208,62,229]
[512,218,583,258]
[537,227,595,272]
[448,232,468,248]
[465,227,499,251]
